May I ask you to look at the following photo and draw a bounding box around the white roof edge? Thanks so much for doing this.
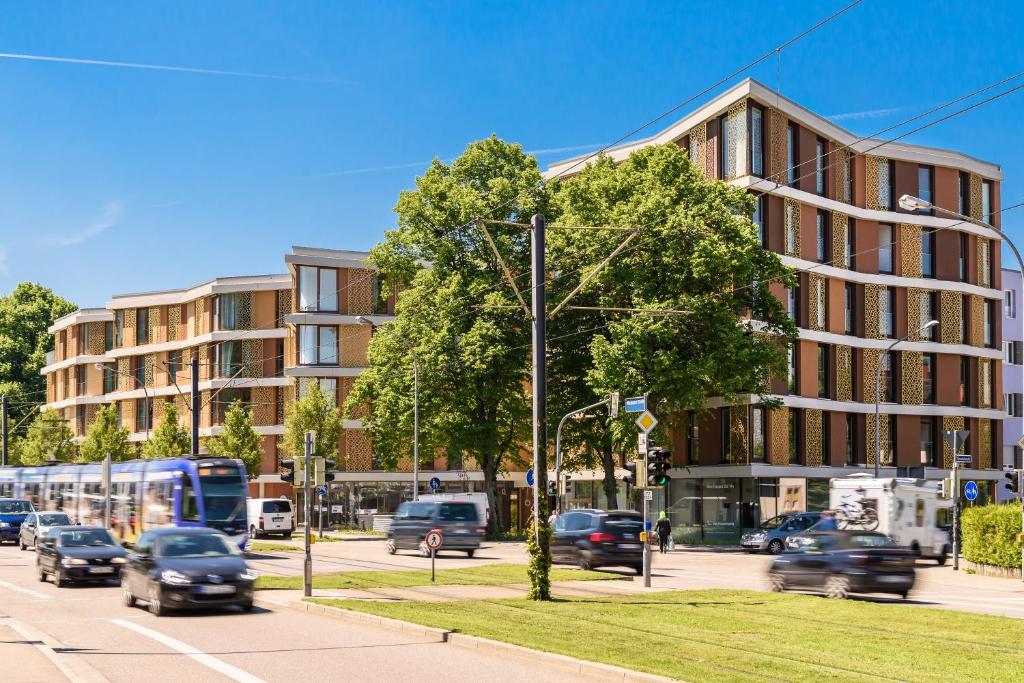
[107,274,290,309]
[543,78,1002,180]
[286,246,374,271]
[48,308,114,334]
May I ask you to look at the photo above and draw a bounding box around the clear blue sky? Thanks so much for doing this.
[1,1,1022,308]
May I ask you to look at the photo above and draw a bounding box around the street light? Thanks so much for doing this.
[355,315,420,501]
[554,398,610,515]
[96,362,150,439]
[874,320,938,478]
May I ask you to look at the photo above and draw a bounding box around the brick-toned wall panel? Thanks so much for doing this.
[347,269,374,316]
[804,409,823,467]
[168,305,180,342]
[345,430,373,470]
[978,419,992,469]
[941,416,965,468]
[768,408,788,465]
[832,212,849,268]
[864,284,884,339]
[969,173,983,221]
[900,351,922,405]
[251,387,275,426]
[865,413,891,466]
[899,224,922,279]
[940,291,961,343]
[340,324,371,367]
[836,346,852,402]
[87,322,106,355]
[200,390,211,429]
[767,108,786,183]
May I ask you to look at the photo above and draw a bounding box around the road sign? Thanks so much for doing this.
[526,467,535,487]
[955,454,972,464]
[637,432,648,454]
[624,396,646,413]
[315,485,328,496]
[425,528,443,550]
[944,430,970,453]
[429,476,441,491]
[644,489,653,501]
[635,410,658,434]
[964,481,979,501]
[610,392,620,417]
[1018,434,1024,450]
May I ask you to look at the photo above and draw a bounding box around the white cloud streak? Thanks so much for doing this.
[826,107,907,122]
[0,52,348,85]
[0,246,8,276]
[45,201,125,247]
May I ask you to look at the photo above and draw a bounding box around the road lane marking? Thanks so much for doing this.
[110,619,266,683]
[2,617,109,683]
[0,577,54,600]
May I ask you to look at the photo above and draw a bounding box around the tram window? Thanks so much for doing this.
[143,480,174,528]
[80,481,102,527]
[181,477,200,522]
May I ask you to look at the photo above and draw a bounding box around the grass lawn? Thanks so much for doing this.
[248,542,300,553]
[256,563,614,591]
[312,589,1024,682]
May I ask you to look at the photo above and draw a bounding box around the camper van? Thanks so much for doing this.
[246,497,295,539]
[829,475,952,564]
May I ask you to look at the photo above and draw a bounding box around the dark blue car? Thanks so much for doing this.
[0,499,34,544]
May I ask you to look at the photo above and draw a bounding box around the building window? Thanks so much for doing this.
[880,351,895,403]
[718,114,730,180]
[131,356,145,388]
[815,139,826,195]
[786,124,797,186]
[102,364,116,394]
[815,211,828,262]
[960,357,970,406]
[720,407,731,463]
[215,342,243,378]
[136,308,149,345]
[686,411,699,465]
[299,378,337,403]
[77,325,88,356]
[788,409,802,464]
[750,406,766,463]
[846,218,855,269]
[114,311,125,347]
[1006,393,1023,418]
[750,105,764,178]
[881,288,895,338]
[981,359,992,407]
[982,180,993,224]
[815,278,826,329]
[958,172,969,215]
[981,240,992,287]
[75,365,87,396]
[1006,289,1017,318]
[752,195,765,247]
[372,273,392,315]
[785,202,798,254]
[297,265,339,313]
[213,388,251,424]
[788,344,798,393]
[921,292,937,341]
[961,297,970,344]
[818,345,829,398]
[104,322,114,352]
[135,398,153,433]
[1004,340,1022,365]
[958,233,968,282]
[844,283,854,334]
[787,286,798,324]
[917,166,933,212]
[298,325,339,366]
[984,301,994,347]
[922,353,935,404]
[846,414,856,465]
[878,160,894,210]
[214,293,246,331]
[921,229,935,278]
[920,417,937,467]
[878,224,894,274]
[167,349,182,380]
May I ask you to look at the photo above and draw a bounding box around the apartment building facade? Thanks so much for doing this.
[548,79,1006,542]
[1001,267,1022,501]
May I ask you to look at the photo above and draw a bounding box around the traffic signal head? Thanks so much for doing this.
[623,461,637,486]
[647,449,671,487]
[939,477,952,499]
[280,459,304,486]
[324,459,337,483]
[547,481,557,496]
[1005,471,1021,495]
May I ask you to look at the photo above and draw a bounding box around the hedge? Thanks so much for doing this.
[961,504,1022,569]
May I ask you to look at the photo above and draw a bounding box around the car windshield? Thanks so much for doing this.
[438,503,477,522]
[0,501,32,514]
[395,502,436,520]
[759,515,789,530]
[156,533,236,558]
[261,501,291,514]
[604,515,643,531]
[60,529,116,547]
[39,514,71,526]
[849,534,897,548]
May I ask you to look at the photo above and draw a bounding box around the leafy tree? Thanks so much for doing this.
[0,282,76,422]
[10,410,74,465]
[79,403,135,462]
[206,399,263,479]
[281,381,342,463]
[548,144,797,464]
[141,401,191,458]
[346,136,543,539]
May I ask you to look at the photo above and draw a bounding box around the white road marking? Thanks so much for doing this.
[0,577,54,600]
[2,617,109,683]
[110,619,266,683]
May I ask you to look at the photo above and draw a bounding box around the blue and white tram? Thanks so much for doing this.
[0,457,249,548]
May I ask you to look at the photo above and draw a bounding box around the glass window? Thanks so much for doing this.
[786,124,796,185]
[102,364,116,394]
[299,377,337,402]
[78,324,88,355]
[815,278,826,329]
[815,139,826,195]
[297,327,338,366]
[750,105,764,177]
[319,268,338,311]
[299,326,318,365]
[114,310,124,347]
[1005,289,1016,318]
[750,407,766,463]
[686,411,699,465]
[104,322,114,352]
[844,283,854,334]
[817,345,829,398]
[167,349,181,379]
[917,166,933,209]
[752,195,765,247]
[787,286,797,323]
[958,172,968,215]
[216,341,243,377]
[372,273,391,315]
[214,293,244,331]
[846,414,856,465]
[720,407,730,463]
[298,266,318,311]
[959,233,968,282]
[880,351,895,403]
[136,308,149,345]
[922,229,934,278]
[961,297,970,344]
[922,292,936,341]
[981,359,992,407]
[718,114,730,180]
[982,180,992,224]
[846,218,855,269]
[881,288,895,338]
[960,357,970,406]
[213,388,251,424]
[319,326,338,365]
[815,211,827,262]
[922,354,935,404]
[788,344,797,392]
[135,398,153,433]
[984,301,994,347]
[878,224,893,274]
[788,409,801,464]
[297,266,339,312]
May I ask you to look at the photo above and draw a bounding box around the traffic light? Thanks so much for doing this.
[324,459,336,484]
[313,457,337,486]
[280,458,305,486]
[939,477,952,499]
[623,461,637,486]
[647,449,671,487]
[1005,471,1021,495]
[547,480,557,496]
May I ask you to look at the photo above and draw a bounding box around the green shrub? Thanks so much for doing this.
[961,504,1022,569]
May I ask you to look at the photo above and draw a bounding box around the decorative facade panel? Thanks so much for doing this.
[345,430,373,471]
[167,304,180,342]
[687,122,708,179]
[865,156,880,211]
[969,173,983,221]
[784,199,801,256]
[900,224,922,279]
[969,295,985,347]
[768,408,788,465]
[148,307,161,344]
[864,284,884,339]
[348,269,374,316]
[144,354,155,388]
[237,292,253,330]
[123,308,137,346]
[832,149,852,203]
[723,101,748,180]
[835,345,852,402]
[900,351,923,405]
[862,349,880,407]
[978,419,992,469]
[767,108,787,183]
[808,273,826,331]
[277,289,293,321]
[865,413,891,467]
[942,416,965,468]
[194,297,207,337]
[940,291,962,344]
[978,238,991,287]
[251,387,276,426]
[832,212,849,269]
[340,324,372,368]
[241,339,262,378]
[117,358,131,391]
[907,288,922,341]
[728,408,748,464]
[979,359,993,408]
[87,322,106,355]
[804,409,823,467]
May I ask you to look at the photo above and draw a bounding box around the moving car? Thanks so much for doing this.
[768,531,916,599]
[740,512,821,554]
[20,511,74,550]
[551,509,643,574]
[122,527,257,616]
[386,501,484,557]
[246,498,294,539]
[0,498,34,544]
[36,526,127,586]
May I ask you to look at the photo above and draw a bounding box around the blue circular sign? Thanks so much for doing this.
[964,481,979,501]
[429,476,441,491]
[315,485,328,496]
[526,467,535,487]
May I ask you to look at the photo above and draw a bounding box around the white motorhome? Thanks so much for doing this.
[829,474,952,564]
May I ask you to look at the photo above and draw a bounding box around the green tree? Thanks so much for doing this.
[79,403,135,462]
[548,144,797,466]
[10,410,75,465]
[346,136,542,540]
[206,400,263,479]
[0,282,76,422]
[282,381,342,463]
[141,401,191,458]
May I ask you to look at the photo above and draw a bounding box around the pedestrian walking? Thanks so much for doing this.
[656,511,671,554]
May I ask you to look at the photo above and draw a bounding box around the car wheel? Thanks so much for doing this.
[283,532,292,540]
[250,525,259,540]
[768,572,786,592]
[19,538,26,551]
[465,549,475,558]
[38,567,47,583]
[55,572,67,588]
[148,584,165,616]
[910,542,921,559]
[240,601,254,612]
[123,585,136,607]
[824,575,850,599]
[936,549,948,566]
[578,554,592,571]
[633,565,643,576]
[385,539,397,555]
[767,539,784,555]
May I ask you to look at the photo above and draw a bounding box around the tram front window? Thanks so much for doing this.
[198,475,246,526]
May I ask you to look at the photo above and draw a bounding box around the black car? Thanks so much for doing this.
[122,527,257,616]
[37,526,127,586]
[768,531,916,600]
[551,509,643,574]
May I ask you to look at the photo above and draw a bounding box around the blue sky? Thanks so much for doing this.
[1,1,1022,307]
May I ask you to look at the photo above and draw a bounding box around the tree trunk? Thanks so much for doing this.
[600,438,619,510]
[481,455,501,538]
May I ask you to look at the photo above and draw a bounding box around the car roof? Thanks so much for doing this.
[145,527,226,536]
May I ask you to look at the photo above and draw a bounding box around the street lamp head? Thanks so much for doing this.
[898,194,933,212]
[923,319,939,329]
[355,315,375,327]
[94,363,106,371]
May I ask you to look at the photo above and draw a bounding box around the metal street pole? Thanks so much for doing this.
[531,213,548,555]
[1,394,7,466]
[103,451,112,529]
[191,355,200,455]
[555,397,610,515]
[953,455,960,571]
[642,449,651,588]
[303,431,314,597]
[412,350,419,501]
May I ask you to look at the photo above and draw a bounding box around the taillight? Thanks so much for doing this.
[258,516,265,530]
[589,532,616,543]
[476,527,486,534]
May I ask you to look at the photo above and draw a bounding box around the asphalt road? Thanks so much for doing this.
[0,543,588,683]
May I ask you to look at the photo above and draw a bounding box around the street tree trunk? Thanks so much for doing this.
[600,438,618,510]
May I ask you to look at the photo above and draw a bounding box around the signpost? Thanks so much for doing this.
[635,410,657,434]
[624,396,646,414]
[635,409,657,588]
[637,432,647,455]
[303,431,314,597]
[943,429,969,571]
[429,476,441,492]
[526,467,535,488]
[425,528,443,582]
[964,481,978,502]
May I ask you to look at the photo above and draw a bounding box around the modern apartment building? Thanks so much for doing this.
[547,78,1006,542]
[1001,266,1022,501]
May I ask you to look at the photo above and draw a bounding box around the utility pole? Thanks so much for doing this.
[103,452,112,529]
[1,394,8,466]
[191,355,200,455]
[303,431,314,597]
[530,214,548,547]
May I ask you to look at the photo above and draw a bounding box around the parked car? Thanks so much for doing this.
[740,512,821,554]
[19,511,74,550]
[551,509,644,574]
[36,526,127,586]
[122,527,257,616]
[386,501,484,557]
[246,498,294,539]
[768,530,916,599]
[0,499,34,545]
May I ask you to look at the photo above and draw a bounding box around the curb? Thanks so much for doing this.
[256,596,676,682]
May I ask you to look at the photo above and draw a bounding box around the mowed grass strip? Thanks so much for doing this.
[313,589,1024,682]
[255,563,613,591]
[248,542,301,553]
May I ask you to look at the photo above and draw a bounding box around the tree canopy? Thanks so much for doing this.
[79,403,135,462]
[10,410,74,465]
[282,381,342,463]
[141,401,191,458]
[206,399,263,479]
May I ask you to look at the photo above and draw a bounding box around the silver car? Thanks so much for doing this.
[20,512,74,551]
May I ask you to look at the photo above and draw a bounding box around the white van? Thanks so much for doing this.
[247,498,295,539]
[829,475,952,564]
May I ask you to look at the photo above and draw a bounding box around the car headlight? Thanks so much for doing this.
[0,522,10,528]
[61,557,89,567]
[160,569,192,585]
[111,557,127,564]
[238,568,259,581]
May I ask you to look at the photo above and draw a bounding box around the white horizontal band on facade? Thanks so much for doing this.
[43,376,294,411]
[664,463,1005,481]
[793,327,1004,360]
[283,313,394,326]
[776,394,1005,420]
[106,274,291,309]
[126,425,287,442]
[284,366,366,378]
[39,354,110,375]
[105,328,289,360]
[48,308,114,334]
